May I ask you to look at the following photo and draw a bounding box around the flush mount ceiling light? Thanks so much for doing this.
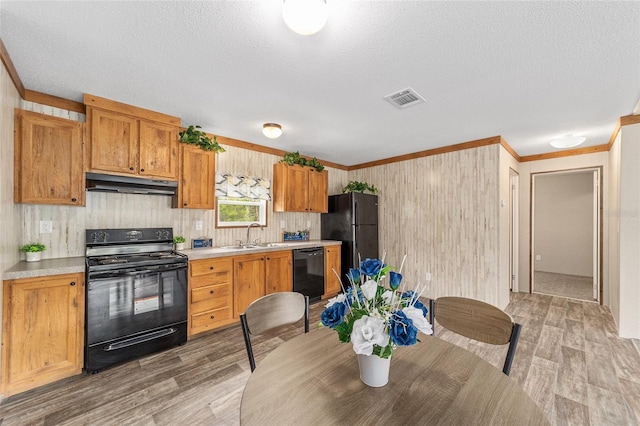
[262,123,283,139]
[282,0,328,36]
[549,135,586,149]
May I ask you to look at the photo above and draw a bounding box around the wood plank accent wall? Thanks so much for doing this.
[349,144,501,305]
[17,102,348,258]
[1,53,23,273]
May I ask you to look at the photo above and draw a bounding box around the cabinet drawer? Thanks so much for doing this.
[190,258,232,285]
[191,307,232,331]
[191,284,231,312]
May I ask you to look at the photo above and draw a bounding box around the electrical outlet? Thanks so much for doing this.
[536,255,541,261]
[280,220,286,229]
[195,220,203,231]
[39,220,52,234]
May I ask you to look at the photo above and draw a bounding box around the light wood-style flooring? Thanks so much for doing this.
[534,271,596,302]
[0,292,638,425]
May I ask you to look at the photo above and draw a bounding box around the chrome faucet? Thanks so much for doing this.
[246,222,263,246]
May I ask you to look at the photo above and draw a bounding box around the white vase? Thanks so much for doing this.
[26,252,42,262]
[357,353,391,387]
[175,243,185,250]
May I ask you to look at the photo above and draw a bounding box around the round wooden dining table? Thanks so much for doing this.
[240,327,549,425]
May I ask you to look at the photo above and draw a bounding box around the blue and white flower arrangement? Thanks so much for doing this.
[320,255,433,359]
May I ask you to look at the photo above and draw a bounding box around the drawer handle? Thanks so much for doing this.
[210,290,215,294]
[210,315,215,319]
[209,266,214,270]
[70,281,76,286]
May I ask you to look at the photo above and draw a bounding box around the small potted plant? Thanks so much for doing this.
[173,236,186,250]
[179,125,226,153]
[20,242,46,262]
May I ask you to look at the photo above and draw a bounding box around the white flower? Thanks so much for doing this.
[381,290,394,304]
[402,306,433,335]
[361,279,378,300]
[350,315,389,355]
[325,293,346,308]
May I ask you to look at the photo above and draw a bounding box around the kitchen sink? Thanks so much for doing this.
[220,245,258,249]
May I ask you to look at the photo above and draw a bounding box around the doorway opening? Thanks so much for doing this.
[531,167,601,303]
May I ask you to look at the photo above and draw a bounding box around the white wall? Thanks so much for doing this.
[499,145,520,309]
[608,132,621,332]
[517,152,609,303]
[533,172,594,276]
[617,123,640,338]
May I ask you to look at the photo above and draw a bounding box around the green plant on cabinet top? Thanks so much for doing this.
[179,125,226,153]
[281,151,324,172]
[342,180,378,194]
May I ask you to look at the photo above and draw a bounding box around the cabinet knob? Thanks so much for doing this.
[210,290,215,294]
[184,203,188,207]
[209,266,214,270]
[129,167,134,171]
[70,281,76,286]
[140,168,145,172]
[71,198,77,202]
[210,315,215,319]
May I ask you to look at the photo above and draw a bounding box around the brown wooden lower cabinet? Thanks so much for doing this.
[1,273,85,397]
[265,251,293,294]
[188,257,234,336]
[233,253,266,318]
[324,245,342,297]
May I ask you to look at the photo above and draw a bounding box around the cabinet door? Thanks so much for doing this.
[14,109,84,206]
[179,144,215,209]
[89,107,138,175]
[233,253,266,318]
[139,120,179,180]
[324,246,342,297]
[265,251,293,294]
[1,273,84,397]
[308,169,328,213]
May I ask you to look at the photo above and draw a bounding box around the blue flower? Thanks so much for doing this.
[389,271,402,290]
[360,258,383,277]
[345,286,363,306]
[402,290,428,317]
[347,268,361,284]
[321,302,347,328]
[389,311,418,346]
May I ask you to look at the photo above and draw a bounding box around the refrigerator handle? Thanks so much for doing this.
[354,225,358,252]
[354,200,358,224]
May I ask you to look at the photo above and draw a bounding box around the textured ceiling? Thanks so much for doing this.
[1,1,639,166]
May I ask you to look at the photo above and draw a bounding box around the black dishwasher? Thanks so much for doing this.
[293,247,325,302]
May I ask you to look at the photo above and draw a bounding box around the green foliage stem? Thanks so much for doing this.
[179,125,226,153]
[280,151,324,172]
[342,180,378,194]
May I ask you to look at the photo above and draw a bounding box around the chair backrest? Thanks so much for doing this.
[433,296,522,375]
[240,292,309,372]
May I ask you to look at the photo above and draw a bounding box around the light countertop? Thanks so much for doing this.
[4,240,342,280]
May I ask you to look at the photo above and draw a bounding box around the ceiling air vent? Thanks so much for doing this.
[384,87,425,109]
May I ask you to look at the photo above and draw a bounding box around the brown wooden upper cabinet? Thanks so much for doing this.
[176,144,215,209]
[14,109,84,206]
[84,94,180,181]
[272,163,328,213]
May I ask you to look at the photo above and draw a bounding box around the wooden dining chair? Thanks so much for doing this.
[240,292,309,372]
[432,296,522,376]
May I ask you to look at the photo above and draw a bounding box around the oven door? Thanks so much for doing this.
[86,263,187,347]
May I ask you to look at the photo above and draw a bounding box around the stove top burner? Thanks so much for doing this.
[148,252,181,259]
[97,258,129,265]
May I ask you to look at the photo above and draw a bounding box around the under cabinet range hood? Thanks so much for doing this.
[85,173,178,196]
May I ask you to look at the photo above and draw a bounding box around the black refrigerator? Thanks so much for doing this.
[321,193,379,283]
